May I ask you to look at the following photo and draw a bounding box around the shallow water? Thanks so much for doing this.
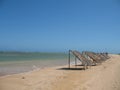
[0,52,74,76]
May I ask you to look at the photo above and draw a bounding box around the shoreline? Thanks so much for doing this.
[0,58,69,77]
[0,64,68,78]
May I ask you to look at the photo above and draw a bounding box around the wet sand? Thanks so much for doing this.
[0,54,120,90]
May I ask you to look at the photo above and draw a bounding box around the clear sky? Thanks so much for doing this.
[0,0,120,53]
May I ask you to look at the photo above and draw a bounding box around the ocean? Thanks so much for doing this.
[0,52,74,76]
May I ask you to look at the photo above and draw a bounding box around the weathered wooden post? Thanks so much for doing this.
[75,56,77,68]
[68,50,71,69]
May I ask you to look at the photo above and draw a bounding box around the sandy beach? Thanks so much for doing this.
[0,54,120,90]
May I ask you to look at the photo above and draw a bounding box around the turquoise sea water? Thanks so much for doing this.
[0,52,68,61]
[0,52,73,76]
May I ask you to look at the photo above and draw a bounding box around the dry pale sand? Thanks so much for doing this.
[0,54,120,90]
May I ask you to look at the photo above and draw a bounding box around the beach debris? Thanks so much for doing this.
[22,76,25,79]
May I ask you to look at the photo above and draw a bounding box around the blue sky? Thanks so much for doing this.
[0,0,120,53]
